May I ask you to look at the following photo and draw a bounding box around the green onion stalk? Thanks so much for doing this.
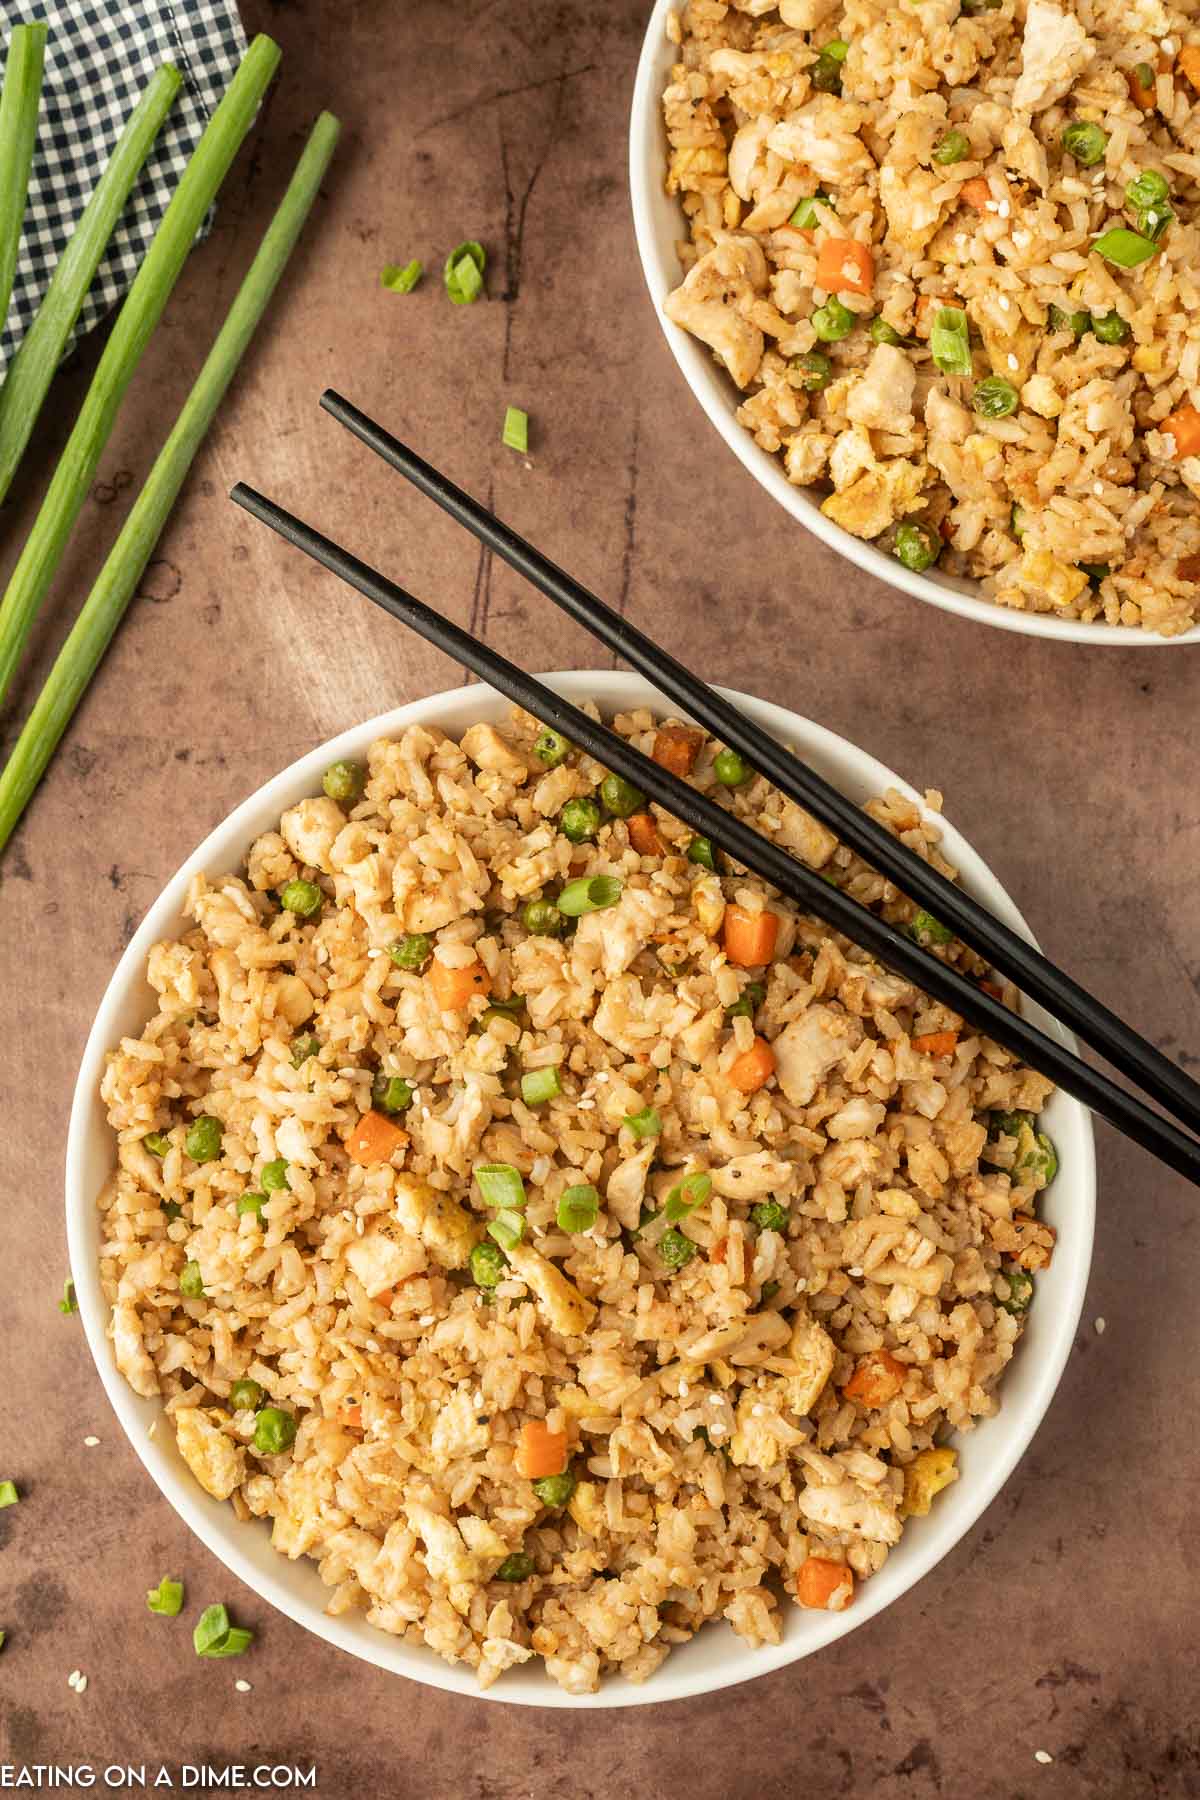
[0,33,282,715]
[0,63,182,507]
[0,107,340,855]
[0,24,47,346]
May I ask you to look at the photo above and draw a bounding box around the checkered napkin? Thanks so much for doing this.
[0,1,247,377]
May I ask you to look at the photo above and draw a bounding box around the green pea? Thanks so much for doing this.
[261,1159,290,1192]
[387,933,432,970]
[687,836,716,870]
[521,897,564,936]
[868,316,904,346]
[600,773,644,818]
[253,1407,298,1455]
[1091,311,1129,344]
[534,727,571,767]
[229,1379,265,1412]
[290,1035,320,1068]
[184,1115,222,1163]
[372,1072,413,1113]
[470,1241,507,1289]
[1061,120,1108,166]
[812,297,855,342]
[237,1191,267,1220]
[496,1551,534,1581]
[909,908,954,944]
[893,520,940,574]
[713,748,749,787]
[162,1200,183,1221]
[932,129,970,166]
[559,797,602,843]
[143,1130,171,1158]
[180,1260,205,1299]
[750,1201,790,1233]
[1047,304,1090,340]
[997,1266,1033,1315]
[322,760,366,804]
[972,376,1019,419]
[280,878,322,919]
[792,349,833,390]
[761,1279,781,1304]
[532,1469,576,1507]
[658,1227,697,1271]
[1126,168,1169,211]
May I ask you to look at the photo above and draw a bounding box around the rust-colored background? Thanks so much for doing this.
[1,2,1197,1794]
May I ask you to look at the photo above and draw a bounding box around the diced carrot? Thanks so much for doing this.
[338,1404,363,1430]
[428,955,491,1011]
[1129,66,1156,107]
[1179,45,1200,92]
[910,1029,960,1058]
[1176,551,1200,583]
[815,236,874,296]
[960,177,992,213]
[1161,403,1200,459]
[628,811,666,856]
[710,1236,729,1264]
[796,1558,855,1612]
[728,1036,777,1094]
[373,1287,396,1311]
[346,1109,409,1166]
[979,979,1005,1002]
[515,1418,568,1481]
[913,294,941,339]
[843,1349,907,1408]
[652,725,704,777]
[724,904,779,967]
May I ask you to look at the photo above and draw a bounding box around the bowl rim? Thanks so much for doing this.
[67,671,1096,1707]
[628,0,1200,649]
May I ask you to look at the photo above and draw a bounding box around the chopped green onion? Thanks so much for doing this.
[713,748,749,786]
[534,727,571,767]
[910,908,954,944]
[387,932,432,970]
[520,1066,562,1105]
[204,1626,254,1658]
[893,520,940,573]
[381,259,422,293]
[496,1552,534,1581]
[185,1115,223,1163]
[502,405,528,453]
[0,60,180,510]
[372,1071,413,1113]
[664,1171,711,1222]
[997,1266,1033,1315]
[556,1184,600,1232]
[487,1209,525,1252]
[658,1227,697,1271]
[822,38,849,59]
[180,1260,205,1299]
[929,306,972,376]
[470,1241,507,1289]
[932,129,970,166]
[1011,502,1027,540]
[0,1481,18,1509]
[1133,202,1173,243]
[687,835,716,870]
[229,1379,265,1412]
[1061,120,1107,166]
[0,35,284,718]
[521,897,564,936]
[322,759,366,803]
[261,1158,290,1192]
[252,1408,297,1455]
[0,25,46,379]
[280,878,322,918]
[972,376,1019,419]
[444,239,486,305]
[475,1163,527,1211]
[143,1130,171,1157]
[556,874,623,916]
[558,796,602,842]
[812,297,855,342]
[1093,226,1158,268]
[791,349,833,390]
[750,1200,790,1233]
[600,772,644,817]
[290,1035,320,1068]
[624,1106,662,1139]
[146,1577,184,1617]
[789,192,833,229]
[58,1278,78,1316]
[193,1603,253,1658]
[868,316,904,346]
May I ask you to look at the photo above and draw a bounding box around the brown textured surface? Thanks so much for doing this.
[1,1,1198,1793]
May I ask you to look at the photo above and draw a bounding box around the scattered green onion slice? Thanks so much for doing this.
[143,1130,171,1157]
[997,1266,1034,1315]
[521,1066,562,1105]
[487,1209,525,1251]
[1011,502,1027,540]
[788,191,833,229]
[193,1602,254,1657]
[687,835,716,870]
[0,1481,18,1508]
[205,1626,254,1658]
[1047,303,1091,339]
[929,306,972,375]
[58,1278,77,1316]
[664,1171,712,1222]
[556,874,623,916]
[1093,226,1158,268]
[381,259,422,293]
[726,980,766,1020]
[556,1183,600,1232]
[502,405,528,453]
[162,1200,183,1221]
[180,1260,205,1299]
[972,376,1019,419]
[910,908,955,944]
[444,239,486,305]
[624,1106,662,1139]
[1061,120,1107,166]
[1080,561,1110,585]
[146,1576,184,1617]
[475,1163,527,1211]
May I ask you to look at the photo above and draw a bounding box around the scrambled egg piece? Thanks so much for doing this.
[345,1224,425,1297]
[1011,548,1090,609]
[567,1479,605,1537]
[506,1243,596,1336]
[429,1391,490,1465]
[175,1407,246,1500]
[901,1447,960,1517]
[784,1313,836,1416]
[393,1174,477,1270]
[821,456,928,540]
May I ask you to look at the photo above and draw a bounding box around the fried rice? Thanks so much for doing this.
[659,0,1200,633]
[98,706,1059,1692]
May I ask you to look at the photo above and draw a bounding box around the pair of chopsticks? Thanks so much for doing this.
[230,393,1200,1190]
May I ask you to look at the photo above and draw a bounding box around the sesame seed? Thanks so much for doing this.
[83,1436,100,1448]
[751,1404,765,1417]
[1034,1751,1054,1766]
[1094,1316,1106,1334]
[1007,353,1019,371]
[679,1380,690,1397]
[847,1266,864,1278]
[418,1314,434,1326]
[68,1670,81,1688]
[998,295,1011,310]
[235,1679,252,1693]
[75,1675,88,1694]
[984,200,999,214]
[1163,36,1176,53]
[1093,482,1105,496]
[997,201,1011,218]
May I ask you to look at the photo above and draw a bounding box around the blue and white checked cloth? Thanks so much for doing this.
[0,2,247,377]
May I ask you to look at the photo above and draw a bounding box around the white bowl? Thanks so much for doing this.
[629,0,1200,647]
[67,672,1095,1707]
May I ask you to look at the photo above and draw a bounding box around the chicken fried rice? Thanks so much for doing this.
[99,706,1059,1692]
[660,0,1200,633]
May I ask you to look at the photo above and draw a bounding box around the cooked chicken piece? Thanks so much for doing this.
[345,1225,426,1297]
[146,941,205,1012]
[663,238,768,390]
[1021,372,1063,419]
[605,1143,656,1230]
[821,457,928,539]
[506,1243,596,1336]
[571,885,668,981]
[878,165,944,255]
[828,423,877,492]
[407,1505,495,1597]
[111,1301,158,1397]
[175,1407,246,1500]
[772,1005,858,1105]
[784,1313,836,1415]
[727,115,773,201]
[826,1095,887,1140]
[709,1151,795,1200]
[785,431,835,485]
[775,798,838,868]
[279,796,345,875]
[459,722,529,781]
[430,1391,490,1464]
[393,1174,477,1270]
[925,385,972,447]
[273,973,314,1027]
[1011,0,1095,113]
[1057,377,1135,453]
[767,98,874,186]
[846,343,917,434]
[798,1477,903,1544]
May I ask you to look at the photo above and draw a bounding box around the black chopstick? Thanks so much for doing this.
[229,478,1200,1190]
[318,390,1200,1143]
